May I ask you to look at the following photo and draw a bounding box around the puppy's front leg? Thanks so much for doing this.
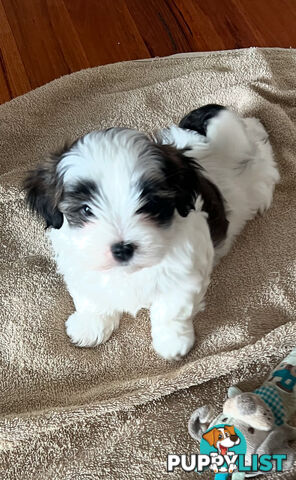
[65,310,121,347]
[150,294,196,360]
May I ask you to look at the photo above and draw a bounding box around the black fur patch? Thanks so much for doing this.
[23,151,66,229]
[61,181,99,227]
[179,104,226,136]
[137,179,175,225]
[137,144,200,226]
[198,176,229,246]
[137,143,228,245]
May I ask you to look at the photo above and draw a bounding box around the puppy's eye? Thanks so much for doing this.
[81,205,92,216]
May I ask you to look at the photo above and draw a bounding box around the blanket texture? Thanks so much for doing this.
[0,48,296,479]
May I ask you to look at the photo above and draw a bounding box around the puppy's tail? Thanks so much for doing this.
[205,108,253,158]
[180,104,253,159]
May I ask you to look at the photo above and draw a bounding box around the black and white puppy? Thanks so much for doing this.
[24,105,279,360]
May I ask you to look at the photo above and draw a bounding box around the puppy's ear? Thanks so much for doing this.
[23,152,64,229]
[155,144,200,218]
[156,144,229,244]
[202,428,216,446]
[188,405,216,441]
[225,425,236,436]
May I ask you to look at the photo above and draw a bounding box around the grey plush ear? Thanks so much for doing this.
[228,386,243,398]
[188,405,215,441]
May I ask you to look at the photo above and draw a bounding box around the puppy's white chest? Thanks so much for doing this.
[65,267,157,316]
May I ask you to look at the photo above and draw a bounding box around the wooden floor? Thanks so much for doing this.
[0,0,296,104]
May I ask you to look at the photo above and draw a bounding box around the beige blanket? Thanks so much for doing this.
[0,48,296,479]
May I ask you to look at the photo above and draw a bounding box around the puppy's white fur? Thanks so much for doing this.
[46,110,279,360]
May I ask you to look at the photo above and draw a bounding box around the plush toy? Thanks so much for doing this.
[189,348,296,478]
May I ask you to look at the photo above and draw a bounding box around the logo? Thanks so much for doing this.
[200,424,246,474]
[167,424,287,475]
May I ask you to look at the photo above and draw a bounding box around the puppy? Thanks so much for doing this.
[24,105,279,360]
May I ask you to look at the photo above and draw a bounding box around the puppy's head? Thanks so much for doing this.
[24,128,202,272]
[203,425,239,451]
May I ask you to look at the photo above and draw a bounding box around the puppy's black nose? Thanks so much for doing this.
[111,242,136,263]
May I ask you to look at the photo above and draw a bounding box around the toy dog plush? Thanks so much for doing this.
[189,347,296,478]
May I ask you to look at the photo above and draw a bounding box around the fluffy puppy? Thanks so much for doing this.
[24,105,279,360]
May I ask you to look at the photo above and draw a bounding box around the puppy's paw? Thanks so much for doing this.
[228,464,237,473]
[209,464,219,474]
[65,311,120,347]
[152,328,195,360]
